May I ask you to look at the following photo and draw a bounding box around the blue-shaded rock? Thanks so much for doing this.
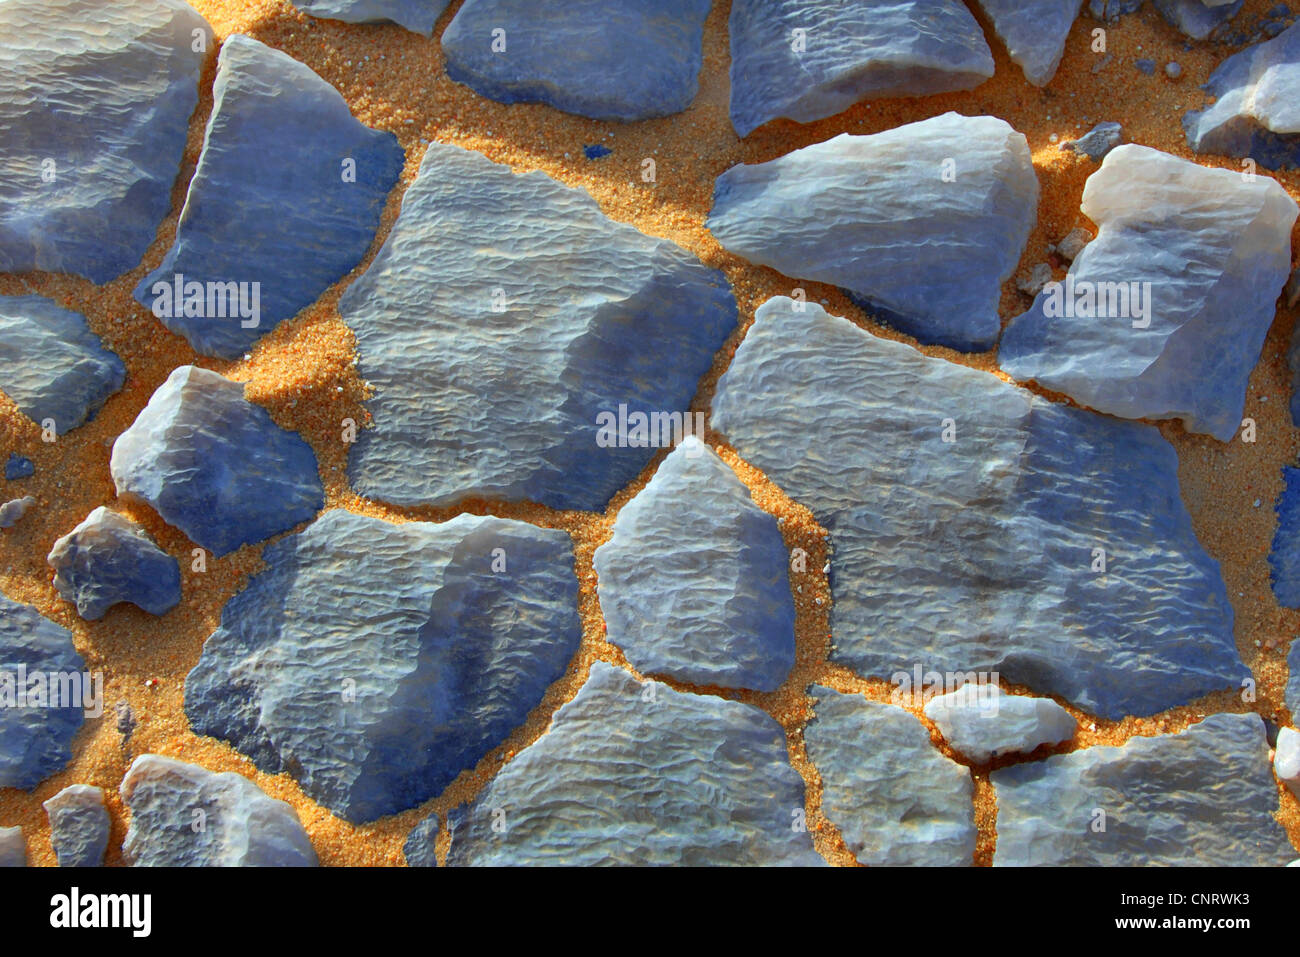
[44,785,110,867]
[1062,121,1123,161]
[727,0,994,137]
[4,455,33,481]
[403,814,440,867]
[1155,0,1243,39]
[992,713,1291,865]
[0,295,125,436]
[712,298,1244,721]
[1287,640,1300,718]
[442,661,823,865]
[291,0,450,34]
[593,436,795,691]
[0,0,207,283]
[110,366,323,557]
[708,113,1037,352]
[977,0,1084,86]
[1088,0,1144,19]
[135,35,403,358]
[0,828,24,867]
[121,754,316,866]
[924,685,1077,763]
[1269,466,1300,608]
[441,0,709,122]
[0,594,86,790]
[0,497,35,530]
[1002,145,1298,441]
[186,509,582,823]
[1183,21,1300,171]
[47,507,182,620]
[341,142,735,512]
[805,687,974,866]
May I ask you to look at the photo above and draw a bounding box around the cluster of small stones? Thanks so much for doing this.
[1,0,1299,868]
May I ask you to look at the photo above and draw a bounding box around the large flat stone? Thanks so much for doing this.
[992,713,1292,865]
[135,35,404,358]
[48,507,182,620]
[0,0,208,283]
[976,0,1084,86]
[291,0,450,34]
[712,298,1244,721]
[727,0,994,137]
[1001,145,1297,441]
[44,784,110,867]
[341,142,735,512]
[708,113,1038,352]
[439,661,823,865]
[110,365,324,557]
[185,509,582,823]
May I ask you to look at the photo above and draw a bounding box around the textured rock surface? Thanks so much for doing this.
[976,0,1084,86]
[1184,21,1300,170]
[110,366,323,557]
[43,784,110,867]
[5,455,33,481]
[291,0,450,34]
[48,507,182,620]
[0,595,85,790]
[727,0,993,137]
[1088,0,1144,19]
[712,298,1243,721]
[805,687,975,866]
[1276,726,1300,797]
[1001,145,1298,441]
[186,509,582,823]
[0,295,125,435]
[593,436,796,691]
[993,713,1292,865]
[403,814,440,867]
[924,685,1077,763]
[1062,121,1123,160]
[1155,0,1243,39]
[443,661,822,865]
[441,0,710,121]
[1269,466,1300,608]
[0,0,207,283]
[0,827,24,867]
[341,142,735,512]
[1288,640,1300,717]
[708,113,1037,352]
[0,497,35,530]
[135,35,403,358]
[121,754,317,866]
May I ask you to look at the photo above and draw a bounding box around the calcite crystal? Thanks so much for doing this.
[1001,145,1298,441]
[110,366,324,557]
[185,510,582,823]
[992,714,1292,865]
[712,298,1244,721]
[593,436,796,692]
[441,0,710,121]
[290,0,450,34]
[342,142,735,512]
[43,785,110,867]
[976,0,1084,87]
[440,662,823,865]
[708,113,1038,352]
[48,507,182,620]
[0,0,208,283]
[136,35,404,358]
[727,0,994,137]
[121,755,317,866]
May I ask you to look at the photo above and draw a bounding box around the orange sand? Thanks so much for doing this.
[2,0,1299,867]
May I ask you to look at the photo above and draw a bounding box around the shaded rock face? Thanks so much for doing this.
[1062,121,1123,161]
[0,827,24,867]
[441,0,710,121]
[0,0,208,283]
[120,754,317,866]
[0,295,125,436]
[47,507,182,620]
[1184,21,1300,171]
[341,142,736,512]
[992,713,1292,865]
[110,365,324,557]
[44,785,110,867]
[440,661,823,866]
[5,455,34,481]
[403,815,440,867]
[976,0,1084,87]
[712,299,1243,721]
[1269,466,1300,608]
[805,687,975,866]
[1154,0,1243,39]
[727,0,994,137]
[185,509,582,824]
[923,685,1077,764]
[1288,641,1300,718]
[592,436,796,692]
[0,497,35,530]
[135,35,404,359]
[291,0,450,35]
[707,113,1038,352]
[0,595,86,791]
[1001,145,1298,441]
